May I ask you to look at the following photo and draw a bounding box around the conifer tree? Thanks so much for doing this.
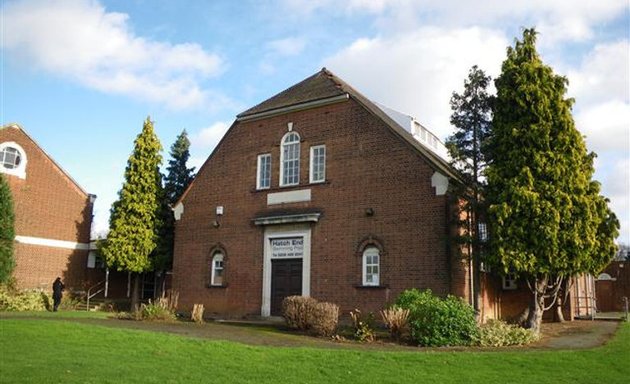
[485,29,619,332]
[164,130,195,205]
[155,130,196,274]
[100,117,164,310]
[0,174,16,284]
[446,65,493,315]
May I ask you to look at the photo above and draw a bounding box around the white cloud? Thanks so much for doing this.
[576,101,630,153]
[191,121,232,150]
[281,0,627,42]
[603,158,630,244]
[1,0,229,110]
[567,40,630,106]
[267,37,307,57]
[324,27,507,138]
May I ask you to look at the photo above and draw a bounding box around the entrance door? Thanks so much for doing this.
[596,280,615,312]
[270,259,303,316]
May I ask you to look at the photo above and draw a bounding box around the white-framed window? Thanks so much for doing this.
[211,252,224,286]
[280,132,300,186]
[0,141,27,179]
[478,222,488,242]
[502,274,518,290]
[309,145,326,184]
[362,247,380,286]
[257,153,271,189]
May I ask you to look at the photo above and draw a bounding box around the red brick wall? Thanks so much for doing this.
[597,262,629,311]
[13,243,88,290]
[1,126,93,291]
[173,99,458,317]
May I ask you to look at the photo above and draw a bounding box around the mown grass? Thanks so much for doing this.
[0,317,628,384]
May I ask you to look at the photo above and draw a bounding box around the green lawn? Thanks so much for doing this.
[1,316,628,384]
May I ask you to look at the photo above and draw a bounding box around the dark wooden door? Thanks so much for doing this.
[270,259,303,316]
[596,280,615,312]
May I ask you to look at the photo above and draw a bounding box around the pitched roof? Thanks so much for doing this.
[177,69,461,206]
[0,123,94,198]
[238,70,347,118]
[241,68,458,180]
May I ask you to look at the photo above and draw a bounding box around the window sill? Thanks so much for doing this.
[251,180,331,193]
[207,284,228,289]
[354,284,389,289]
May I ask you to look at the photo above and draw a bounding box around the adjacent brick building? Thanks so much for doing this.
[172,69,475,317]
[1,124,95,291]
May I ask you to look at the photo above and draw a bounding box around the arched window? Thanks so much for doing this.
[211,252,225,286]
[362,247,380,286]
[0,142,27,179]
[280,132,300,186]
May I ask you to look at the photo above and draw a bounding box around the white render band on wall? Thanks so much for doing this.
[15,235,90,250]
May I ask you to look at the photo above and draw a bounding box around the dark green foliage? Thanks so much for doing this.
[100,117,164,274]
[447,65,493,187]
[395,289,478,346]
[0,174,15,283]
[164,130,195,205]
[157,130,196,271]
[446,65,493,313]
[485,28,619,330]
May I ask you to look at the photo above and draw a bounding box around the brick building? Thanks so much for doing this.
[1,124,95,291]
[171,69,479,317]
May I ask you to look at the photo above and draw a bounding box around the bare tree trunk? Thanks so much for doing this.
[525,276,547,333]
[555,279,569,322]
[130,273,140,312]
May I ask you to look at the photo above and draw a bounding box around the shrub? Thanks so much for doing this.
[350,309,376,342]
[380,306,410,340]
[137,298,176,321]
[310,302,339,337]
[477,319,539,347]
[281,296,340,337]
[0,285,49,311]
[282,296,318,331]
[191,303,205,324]
[395,289,478,347]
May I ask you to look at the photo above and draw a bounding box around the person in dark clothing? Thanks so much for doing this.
[52,277,64,312]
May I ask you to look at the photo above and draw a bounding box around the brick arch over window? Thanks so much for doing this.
[207,244,228,287]
[356,236,385,287]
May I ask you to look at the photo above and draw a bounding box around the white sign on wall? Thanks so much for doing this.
[271,237,304,258]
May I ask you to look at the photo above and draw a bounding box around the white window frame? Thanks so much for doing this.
[309,145,326,184]
[362,247,380,286]
[211,252,225,286]
[502,274,518,290]
[280,132,300,187]
[0,141,27,179]
[478,222,488,242]
[256,153,271,190]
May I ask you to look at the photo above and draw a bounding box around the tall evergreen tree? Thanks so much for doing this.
[100,117,164,310]
[156,130,196,274]
[485,29,619,332]
[446,65,493,315]
[0,174,16,284]
[164,130,195,205]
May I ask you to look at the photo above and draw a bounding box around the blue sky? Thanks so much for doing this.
[1,0,629,244]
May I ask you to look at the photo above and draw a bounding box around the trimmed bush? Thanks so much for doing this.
[281,296,340,337]
[310,302,340,337]
[395,289,478,347]
[0,285,49,311]
[282,296,318,331]
[477,319,539,347]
